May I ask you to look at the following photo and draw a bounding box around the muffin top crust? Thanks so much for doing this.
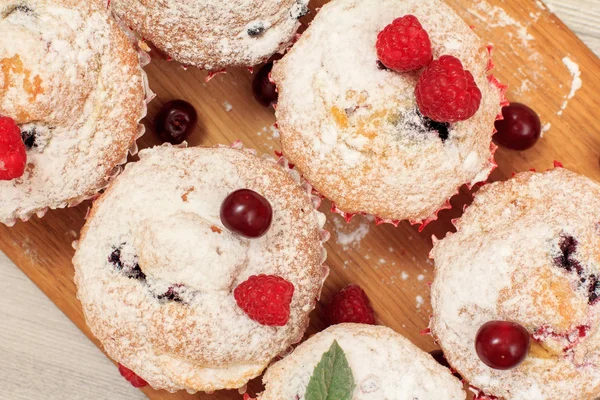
[0,0,147,225]
[74,145,329,393]
[259,323,466,400]
[272,0,503,223]
[431,167,600,400]
[110,0,309,70]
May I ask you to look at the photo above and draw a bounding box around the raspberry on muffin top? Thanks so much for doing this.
[0,0,148,225]
[73,144,329,393]
[272,0,505,225]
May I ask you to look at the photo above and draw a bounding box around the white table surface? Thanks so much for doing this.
[1,1,599,399]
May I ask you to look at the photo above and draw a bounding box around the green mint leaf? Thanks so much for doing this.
[305,340,355,400]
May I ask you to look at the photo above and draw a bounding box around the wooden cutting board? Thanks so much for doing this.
[1,0,599,399]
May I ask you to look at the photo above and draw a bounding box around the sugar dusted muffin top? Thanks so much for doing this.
[431,167,600,400]
[272,0,503,224]
[0,0,148,226]
[258,323,466,400]
[74,145,329,393]
[110,0,309,70]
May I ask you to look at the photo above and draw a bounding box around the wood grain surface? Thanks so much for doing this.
[0,0,599,399]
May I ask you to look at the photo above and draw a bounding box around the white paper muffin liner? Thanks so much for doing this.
[4,10,155,227]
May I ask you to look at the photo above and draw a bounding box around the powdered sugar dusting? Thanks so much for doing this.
[330,213,374,250]
[557,57,582,116]
[431,168,600,399]
[467,1,535,48]
[465,0,545,99]
[110,0,308,70]
[416,295,424,308]
[273,0,501,223]
[0,0,147,225]
[259,324,465,400]
[541,122,551,137]
[73,146,328,393]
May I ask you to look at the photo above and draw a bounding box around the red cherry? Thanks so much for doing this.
[155,100,198,145]
[220,189,273,238]
[475,321,530,370]
[493,102,541,150]
[252,63,278,107]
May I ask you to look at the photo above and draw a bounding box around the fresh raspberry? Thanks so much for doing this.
[327,284,375,325]
[0,116,26,181]
[415,55,482,123]
[234,274,295,326]
[118,364,148,388]
[376,15,433,72]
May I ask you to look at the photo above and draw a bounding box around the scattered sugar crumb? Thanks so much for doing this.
[269,124,280,139]
[466,1,534,47]
[20,237,40,262]
[223,101,233,112]
[332,214,373,250]
[401,272,409,280]
[518,79,532,96]
[379,258,386,265]
[541,123,551,137]
[557,57,582,116]
[388,247,394,252]
[416,295,424,308]
[465,1,555,98]
[417,274,425,281]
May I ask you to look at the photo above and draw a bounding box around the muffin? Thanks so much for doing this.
[257,323,466,399]
[73,144,329,393]
[430,167,600,400]
[272,0,505,226]
[110,0,310,70]
[0,0,149,226]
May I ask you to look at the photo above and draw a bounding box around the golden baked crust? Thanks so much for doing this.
[431,167,600,400]
[74,145,329,393]
[0,0,147,225]
[272,0,502,224]
[110,0,309,70]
